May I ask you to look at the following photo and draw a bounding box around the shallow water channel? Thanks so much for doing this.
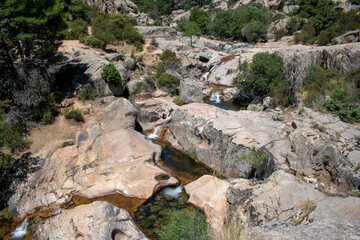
[134,134,212,239]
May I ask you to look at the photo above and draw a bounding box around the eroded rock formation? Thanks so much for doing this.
[8,98,178,221]
[31,201,149,240]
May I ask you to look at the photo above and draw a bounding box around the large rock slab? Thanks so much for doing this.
[8,98,178,221]
[185,175,230,231]
[166,103,287,178]
[31,201,149,240]
[227,171,360,227]
[207,57,239,86]
[251,219,360,240]
[134,97,179,131]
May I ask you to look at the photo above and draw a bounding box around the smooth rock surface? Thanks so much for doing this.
[31,201,149,240]
[166,103,286,178]
[8,98,178,221]
[185,175,230,231]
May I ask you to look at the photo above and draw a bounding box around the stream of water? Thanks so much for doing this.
[134,130,212,239]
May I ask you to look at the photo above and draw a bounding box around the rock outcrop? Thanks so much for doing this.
[58,44,130,97]
[166,103,287,178]
[184,175,230,231]
[135,26,178,40]
[276,43,360,87]
[8,98,178,221]
[84,0,137,14]
[31,201,149,240]
[227,170,360,238]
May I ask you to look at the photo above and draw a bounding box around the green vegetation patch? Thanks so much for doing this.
[158,208,208,240]
[102,64,122,85]
[157,74,179,88]
[63,107,84,122]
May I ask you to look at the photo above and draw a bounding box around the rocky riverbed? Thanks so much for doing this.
[2,20,360,240]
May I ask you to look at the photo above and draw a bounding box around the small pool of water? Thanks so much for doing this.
[135,187,190,239]
[134,138,211,239]
[153,139,211,184]
[204,99,242,111]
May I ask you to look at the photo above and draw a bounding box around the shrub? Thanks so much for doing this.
[173,95,184,106]
[63,107,84,122]
[0,104,29,153]
[294,23,316,44]
[176,17,189,32]
[122,23,145,44]
[317,27,336,46]
[160,49,177,62]
[189,6,210,34]
[275,29,288,41]
[64,19,88,40]
[323,88,360,123]
[102,64,122,85]
[241,21,268,42]
[302,66,336,109]
[135,41,143,51]
[237,146,267,178]
[157,74,179,88]
[77,88,96,101]
[286,17,304,35]
[0,153,11,168]
[41,108,53,125]
[85,36,101,48]
[235,52,284,104]
[158,209,208,240]
[154,19,163,26]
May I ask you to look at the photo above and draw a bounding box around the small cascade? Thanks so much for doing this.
[10,219,28,239]
[163,184,184,199]
[209,91,222,103]
[147,125,162,139]
[201,65,217,81]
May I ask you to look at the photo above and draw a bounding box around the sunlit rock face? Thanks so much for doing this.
[8,98,178,221]
[166,103,287,179]
[31,201,150,240]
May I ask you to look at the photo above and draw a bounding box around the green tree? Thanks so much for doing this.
[182,21,201,47]
[235,52,284,104]
[189,6,210,34]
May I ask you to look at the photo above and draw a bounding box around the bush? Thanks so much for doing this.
[63,107,84,122]
[317,27,336,46]
[294,23,316,44]
[135,41,143,51]
[160,49,177,62]
[77,87,96,101]
[323,88,360,123]
[237,146,267,178]
[158,209,208,240]
[122,23,145,44]
[286,17,304,35]
[235,52,284,104]
[85,36,101,48]
[63,19,88,40]
[302,66,337,109]
[209,3,271,41]
[241,21,268,42]
[102,64,122,85]
[41,108,53,125]
[158,74,179,88]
